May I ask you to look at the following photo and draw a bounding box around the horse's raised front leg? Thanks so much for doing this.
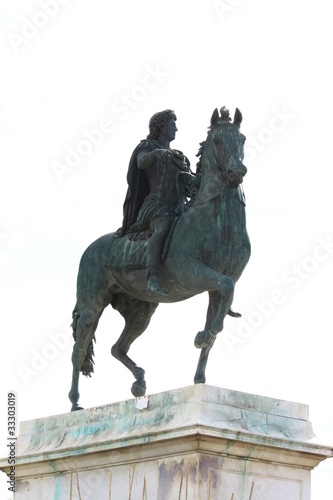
[111,295,158,397]
[181,262,234,349]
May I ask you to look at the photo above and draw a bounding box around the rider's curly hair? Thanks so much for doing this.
[147,109,176,140]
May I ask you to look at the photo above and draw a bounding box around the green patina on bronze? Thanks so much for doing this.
[69,107,251,411]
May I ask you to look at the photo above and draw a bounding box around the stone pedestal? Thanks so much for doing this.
[1,385,332,499]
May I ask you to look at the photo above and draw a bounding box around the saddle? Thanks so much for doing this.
[107,216,180,272]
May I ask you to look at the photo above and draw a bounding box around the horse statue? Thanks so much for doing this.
[69,107,251,411]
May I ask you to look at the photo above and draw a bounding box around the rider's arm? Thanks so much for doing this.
[137,148,170,169]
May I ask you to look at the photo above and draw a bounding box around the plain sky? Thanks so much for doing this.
[0,0,333,498]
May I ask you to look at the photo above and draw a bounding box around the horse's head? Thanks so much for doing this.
[207,107,247,188]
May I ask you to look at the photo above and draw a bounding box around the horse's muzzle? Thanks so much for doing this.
[227,163,247,187]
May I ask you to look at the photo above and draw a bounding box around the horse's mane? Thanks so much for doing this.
[195,141,206,174]
[195,121,219,174]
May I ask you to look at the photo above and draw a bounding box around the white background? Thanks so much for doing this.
[0,0,332,498]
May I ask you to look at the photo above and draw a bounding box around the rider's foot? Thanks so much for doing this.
[146,275,168,294]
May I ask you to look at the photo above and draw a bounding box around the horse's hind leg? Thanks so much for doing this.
[111,295,158,397]
[69,303,105,411]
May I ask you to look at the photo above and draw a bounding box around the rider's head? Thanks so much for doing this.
[147,110,177,140]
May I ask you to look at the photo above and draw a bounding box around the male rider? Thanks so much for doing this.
[118,110,193,294]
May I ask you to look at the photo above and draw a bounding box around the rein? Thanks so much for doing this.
[187,190,222,209]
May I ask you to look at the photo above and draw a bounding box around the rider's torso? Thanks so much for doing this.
[143,158,185,208]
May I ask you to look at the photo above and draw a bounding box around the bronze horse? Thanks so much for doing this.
[69,107,251,411]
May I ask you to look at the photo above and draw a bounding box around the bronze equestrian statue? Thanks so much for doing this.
[69,107,251,411]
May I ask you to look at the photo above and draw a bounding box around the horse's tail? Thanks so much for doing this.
[71,303,95,378]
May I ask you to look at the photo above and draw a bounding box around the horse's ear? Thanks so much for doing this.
[233,108,242,128]
[210,108,219,127]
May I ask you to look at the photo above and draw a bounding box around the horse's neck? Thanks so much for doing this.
[222,186,246,223]
[193,158,246,229]
[195,157,226,204]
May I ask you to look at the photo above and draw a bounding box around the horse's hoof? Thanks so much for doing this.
[71,403,84,412]
[194,376,206,384]
[131,378,146,397]
[194,330,217,348]
[228,308,241,318]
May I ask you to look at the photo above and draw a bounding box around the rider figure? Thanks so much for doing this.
[117,110,193,294]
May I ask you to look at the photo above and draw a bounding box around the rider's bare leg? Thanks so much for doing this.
[146,217,170,294]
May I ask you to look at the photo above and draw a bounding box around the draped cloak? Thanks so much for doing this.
[117,139,190,237]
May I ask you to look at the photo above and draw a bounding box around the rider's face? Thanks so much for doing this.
[160,117,178,142]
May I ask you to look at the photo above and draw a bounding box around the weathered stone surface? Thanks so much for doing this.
[1,385,332,499]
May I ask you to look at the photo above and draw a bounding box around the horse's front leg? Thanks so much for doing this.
[194,345,213,384]
[182,262,234,349]
[194,284,233,348]
[194,291,219,384]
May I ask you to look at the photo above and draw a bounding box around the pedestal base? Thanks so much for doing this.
[1,385,332,499]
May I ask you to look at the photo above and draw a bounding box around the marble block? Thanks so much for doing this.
[1,385,332,499]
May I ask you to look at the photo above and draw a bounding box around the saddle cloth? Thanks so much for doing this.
[106,235,148,271]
